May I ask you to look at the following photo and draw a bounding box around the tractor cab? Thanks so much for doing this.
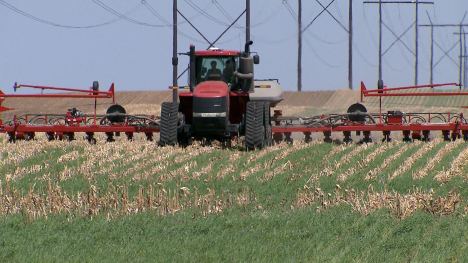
[188,42,259,93]
[194,49,238,85]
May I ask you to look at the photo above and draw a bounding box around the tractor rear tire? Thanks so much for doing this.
[245,102,265,150]
[265,125,272,147]
[264,102,272,147]
[158,102,179,147]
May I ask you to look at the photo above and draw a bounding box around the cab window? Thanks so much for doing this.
[196,57,237,84]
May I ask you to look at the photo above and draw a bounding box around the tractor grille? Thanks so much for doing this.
[193,97,229,135]
[193,97,227,113]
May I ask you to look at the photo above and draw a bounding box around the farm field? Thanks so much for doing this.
[2,89,468,261]
[1,130,468,261]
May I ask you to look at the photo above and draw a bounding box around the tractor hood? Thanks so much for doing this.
[193,81,229,98]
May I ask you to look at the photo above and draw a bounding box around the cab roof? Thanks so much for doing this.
[194,50,240,56]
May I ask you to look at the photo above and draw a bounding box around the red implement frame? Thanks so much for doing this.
[3,83,115,101]
[0,83,115,115]
[0,83,160,142]
[270,114,468,142]
[2,80,468,144]
[360,82,462,103]
[270,81,468,142]
[1,121,160,142]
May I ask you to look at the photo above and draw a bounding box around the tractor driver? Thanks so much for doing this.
[223,60,234,84]
[206,61,222,79]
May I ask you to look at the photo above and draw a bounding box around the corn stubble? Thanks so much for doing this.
[337,141,396,182]
[414,139,462,180]
[434,144,468,184]
[0,178,260,222]
[1,134,467,222]
[365,142,417,181]
[389,138,442,181]
[293,184,461,220]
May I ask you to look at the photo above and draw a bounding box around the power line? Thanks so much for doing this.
[92,0,167,27]
[184,0,231,27]
[175,1,212,24]
[213,0,282,29]
[354,43,378,67]
[0,0,142,28]
[142,1,171,26]
[283,0,298,21]
[0,0,208,33]
[383,57,410,72]
[144,1,241,44]
[214,1,234,22]
[306,31,347,45]
[249,30,296,44]
[254,0,270,22]
[214,1,246,33]
[249,3,283,27]
[143,1,205,44]
[142,0,212,27]
[333,0,345,25]
[213,35,240,45]
[363,7,379,49]
[250,0,279,26]
[396,5,412,46]
[304,34,347,68]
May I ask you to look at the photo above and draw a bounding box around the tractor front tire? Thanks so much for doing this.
[245,102,265,151]
[158,102,179,147]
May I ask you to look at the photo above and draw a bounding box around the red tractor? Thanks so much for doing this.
[158,41,284,150]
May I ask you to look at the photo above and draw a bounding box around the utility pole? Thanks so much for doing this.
[379,0,382,81]
[363,1,433,86]
[461,52,467,90]
[348,0,353,90]
[246,0,250,43]
[298,0,302,92]
[465,52,468,90]
[427,12,434,85]
[459,21,465,88]
[465,54,468,90]
[172,0,178,102]
[454,31,468,88]
[415,0,419,85]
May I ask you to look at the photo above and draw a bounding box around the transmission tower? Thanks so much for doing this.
[363,0,434,86]
[420,12,468,88]
[300,0,354,90]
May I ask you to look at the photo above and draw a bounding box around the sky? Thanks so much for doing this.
[0,0,467,94]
